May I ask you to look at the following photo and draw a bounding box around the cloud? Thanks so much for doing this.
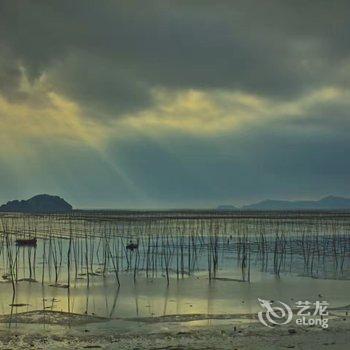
[0,0,350,207]
[115,86,350,137]
[0,70,108,157]
[1,0,350,118]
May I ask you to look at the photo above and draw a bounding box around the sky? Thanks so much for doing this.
[0,0,350,209]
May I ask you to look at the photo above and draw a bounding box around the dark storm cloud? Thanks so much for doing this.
[48,52,152,116]
[1,0,350,208]
[1,0,350,116]
[0,49,25,101]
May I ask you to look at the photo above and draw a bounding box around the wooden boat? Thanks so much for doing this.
[126,242,138,251]
[15,238,37,247]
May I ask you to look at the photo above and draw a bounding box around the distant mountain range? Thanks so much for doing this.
[1,194,349,213]
[217,196,350,211]
[0,194,73,213]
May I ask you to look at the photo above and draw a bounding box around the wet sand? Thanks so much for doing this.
[0,272,348,349]
[0,311,348,349]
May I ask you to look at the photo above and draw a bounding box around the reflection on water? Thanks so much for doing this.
[0,212,349,324]
[1,271,350,320]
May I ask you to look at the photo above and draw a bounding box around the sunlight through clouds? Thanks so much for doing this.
[1,0,350,206]
[0,83,108,158]
[116,86,350,137]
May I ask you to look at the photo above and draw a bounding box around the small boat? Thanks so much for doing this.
[15,238,37,247]
[126,242,138,251]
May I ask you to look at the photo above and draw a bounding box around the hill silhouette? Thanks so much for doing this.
[0,194,73,213]
[242,195,350,210]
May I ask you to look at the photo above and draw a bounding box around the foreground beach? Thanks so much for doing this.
[0,310,348,350]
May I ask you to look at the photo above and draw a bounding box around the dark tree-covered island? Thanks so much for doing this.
[0,194,73,213]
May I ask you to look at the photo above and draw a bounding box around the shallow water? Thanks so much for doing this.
[1,269,349,321]
[0,212,349,325]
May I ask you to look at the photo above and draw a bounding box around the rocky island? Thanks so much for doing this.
[0,194,73,213]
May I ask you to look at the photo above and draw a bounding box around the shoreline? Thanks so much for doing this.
[0,311,348,349]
